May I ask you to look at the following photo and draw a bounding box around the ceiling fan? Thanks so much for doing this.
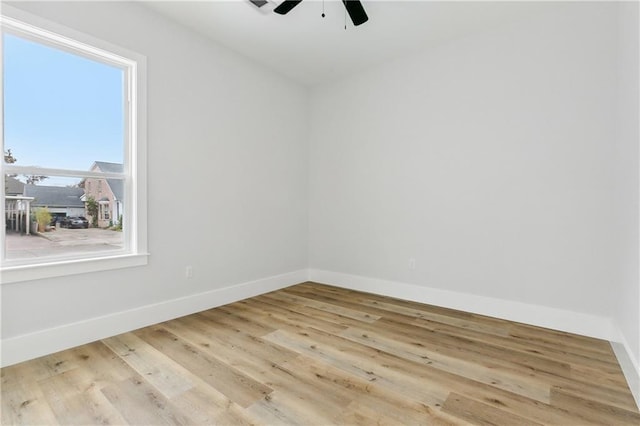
[249,0,369,27]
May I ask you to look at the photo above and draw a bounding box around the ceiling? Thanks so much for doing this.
[142,1,554,86]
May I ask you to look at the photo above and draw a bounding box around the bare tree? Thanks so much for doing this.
[25,175,49,185]
[4,149,49,185]
[4,149,17,164]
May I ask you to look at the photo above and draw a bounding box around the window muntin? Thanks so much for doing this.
[1,10,147,282]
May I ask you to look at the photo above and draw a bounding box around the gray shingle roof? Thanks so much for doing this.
[93,161,123,174]
[5,176,25,196]
[105,179,123,201]
[24,185,85,208]
[93,161,124,200]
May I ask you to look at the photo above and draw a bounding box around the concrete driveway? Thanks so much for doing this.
[6,228,123,260]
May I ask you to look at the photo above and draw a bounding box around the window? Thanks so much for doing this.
[1,7,147,283]
[99,201,110,221]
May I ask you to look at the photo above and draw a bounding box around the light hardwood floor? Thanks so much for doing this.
[2,282,639,425]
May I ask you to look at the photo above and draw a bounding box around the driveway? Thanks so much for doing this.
[6,228,123,260]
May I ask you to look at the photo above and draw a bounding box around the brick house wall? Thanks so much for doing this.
[84,177,116,227]
[83,162,123,228]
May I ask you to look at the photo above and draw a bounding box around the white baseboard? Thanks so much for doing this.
[611,334,640,410]
[0,269,309,367]
[3,266,638,411]
[308,269,620,341]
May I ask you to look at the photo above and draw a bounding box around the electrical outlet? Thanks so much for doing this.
[408,258,416,270]
[186,265,193,278]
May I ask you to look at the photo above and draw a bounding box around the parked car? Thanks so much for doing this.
[50,215,65,226]
[60,216,89,229]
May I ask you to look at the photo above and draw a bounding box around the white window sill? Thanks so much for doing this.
[1,253,149,284]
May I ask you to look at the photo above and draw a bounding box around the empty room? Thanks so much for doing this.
[1,0,639,424]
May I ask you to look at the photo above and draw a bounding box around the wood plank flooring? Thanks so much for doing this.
[2,282,639,425]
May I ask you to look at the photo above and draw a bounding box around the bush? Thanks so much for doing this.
[85,196,98,227]
[35,207,52,231]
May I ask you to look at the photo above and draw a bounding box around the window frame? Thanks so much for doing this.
[0,6,148,284]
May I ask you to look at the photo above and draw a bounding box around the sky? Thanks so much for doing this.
[3,33,124,187]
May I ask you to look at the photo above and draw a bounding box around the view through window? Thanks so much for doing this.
[2,17,136,269]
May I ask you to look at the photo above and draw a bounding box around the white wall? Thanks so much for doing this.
[309,3,620,318]
[309,0,640,402]
[612,0,640,402]
[1,1,309,360]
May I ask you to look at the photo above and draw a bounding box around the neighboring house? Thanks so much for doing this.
[24,184,85,219]
[5,176,32,234]
[82,161,123,228]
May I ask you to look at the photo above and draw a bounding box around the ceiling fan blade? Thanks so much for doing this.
[342,0,368,26]
[274,0,303,15]
[249,0,269,7]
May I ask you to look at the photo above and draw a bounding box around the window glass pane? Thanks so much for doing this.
[1,14,145,281]
[4,174,124,261]
[3,33,125,170]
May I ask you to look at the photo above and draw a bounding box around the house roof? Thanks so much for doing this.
[93,161,123,174]
[5,176,25,196]
[106,179,124,201]
[24,185,85,208]
[92,161,124,201]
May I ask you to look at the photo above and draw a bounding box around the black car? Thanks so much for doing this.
[60,216,89,229]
